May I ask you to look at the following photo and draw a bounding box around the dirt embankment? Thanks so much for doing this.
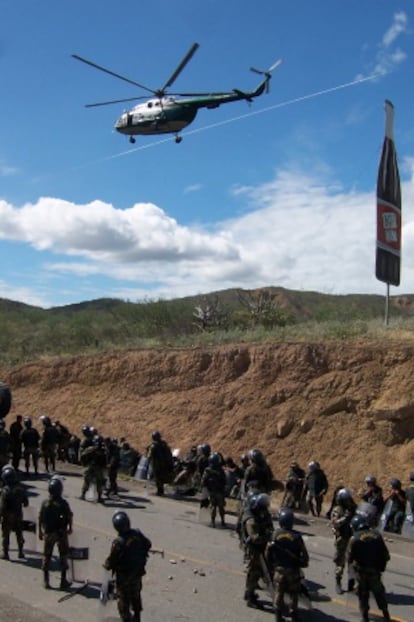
[3,340,414,494]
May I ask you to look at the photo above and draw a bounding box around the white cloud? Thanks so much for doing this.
[0,279,48,307]
[2,162,414,307]
[0,198,239,263]
[374,12,409,76]
[382,11,408,47]
[356,12,409,80]
[183,183,203,194]
[0,161,18,176]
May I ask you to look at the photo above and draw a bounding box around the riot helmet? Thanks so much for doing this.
[336,488,352,504]
[307,461,318,472]
[365,475,376,485]
[152,431,161,442]
[24,417,32,428]
[390,478,401,490]
[81,424,91,437]
[350,514,369,532]
[40,415,51,426]
[200,443,211,457]
[249,493,270,513]
[112,511,131,534]
[48,477,63,497]
[1,466,17,485]
[248,448,264,464]
[208,452,221,468]
[278,508,294,529]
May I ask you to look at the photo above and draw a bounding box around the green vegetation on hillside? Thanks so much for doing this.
[1,287,413,365]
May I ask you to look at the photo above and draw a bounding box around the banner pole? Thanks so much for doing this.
[384,282,390,327]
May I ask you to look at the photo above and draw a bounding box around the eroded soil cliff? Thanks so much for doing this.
[3,339,414,493]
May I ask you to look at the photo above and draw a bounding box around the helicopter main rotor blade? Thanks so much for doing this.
[85,96,149,108]
[72,54,156,94]
[159,42,199,94]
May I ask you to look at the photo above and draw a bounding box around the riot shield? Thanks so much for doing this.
[85,479,98,503]
[22,505,37,554]
[97,569,117,622]
[134,456,149,481]
[379,498,393,532]
[401,500,414,539]
[356,501,379,527]
[198,488,211,524]
[67,532,90,583]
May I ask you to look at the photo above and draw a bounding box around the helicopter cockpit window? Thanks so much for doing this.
[147,101,153,108]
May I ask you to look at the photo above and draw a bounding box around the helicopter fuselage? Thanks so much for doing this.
[114,84,267,137]
[115,96,198,136]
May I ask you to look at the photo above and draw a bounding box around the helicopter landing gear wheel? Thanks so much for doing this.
[175,135,182,144]
[129,136,136,144]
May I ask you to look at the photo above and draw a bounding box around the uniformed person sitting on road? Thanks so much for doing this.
[104,511,152,622]
[383,478,406,534]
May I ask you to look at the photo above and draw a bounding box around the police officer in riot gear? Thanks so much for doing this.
[330,487,357,594]
[241,492,273,608]
[38,477,73,589]
[348,514,391,622]
[105,511,152,622]
[266,508,309,622]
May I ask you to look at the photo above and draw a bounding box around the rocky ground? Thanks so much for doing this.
[2,337,414,494]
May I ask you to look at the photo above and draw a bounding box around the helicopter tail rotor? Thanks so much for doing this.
[250,58,283,92]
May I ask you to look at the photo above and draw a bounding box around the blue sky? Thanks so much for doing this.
[1,1,413,308]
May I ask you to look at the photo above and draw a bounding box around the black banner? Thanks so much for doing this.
[376,100,401,286]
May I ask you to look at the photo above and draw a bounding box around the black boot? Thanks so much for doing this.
[245,590,261,608]
[382,607,391,621]
[274,609,283,622]
[335,576,343,594]
[2,549,9,561]
[60,570,71,590]
[43,570,51,589]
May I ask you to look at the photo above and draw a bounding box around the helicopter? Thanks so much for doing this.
[72,43,282,144]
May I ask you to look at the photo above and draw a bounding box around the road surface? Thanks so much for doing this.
[0,465,412,622]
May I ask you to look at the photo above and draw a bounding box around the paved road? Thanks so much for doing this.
[0,466,413,622]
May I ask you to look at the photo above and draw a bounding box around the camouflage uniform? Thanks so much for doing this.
[331,497,357,589]
[20,422,40,475]
[0,422,11,470]
[244,461,274,494]
[38,493,73,588]
[80,440,107,501]
[104,528,152,622]
[348,527,391,622]
[147,437,173,496]
[241,504,273,605]
[41,421,59,472]
[9,416,23,470]
[266,527,309,622]
[0,481,28,559]
[201,463,226,527]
